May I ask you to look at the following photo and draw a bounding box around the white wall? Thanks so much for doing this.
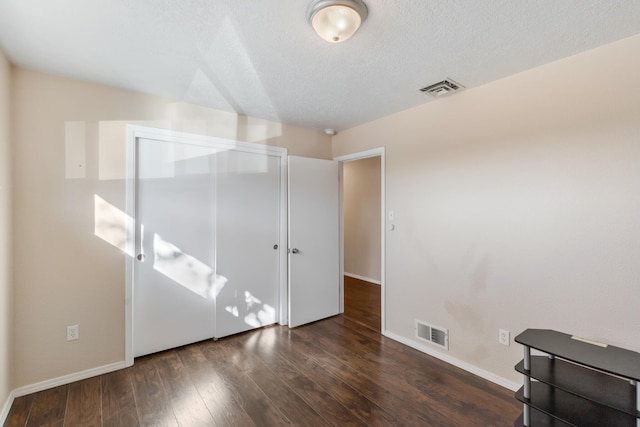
[11,68,332,388]
[333,34,640,384]
[343,157,381,282]
[0,49,12,411]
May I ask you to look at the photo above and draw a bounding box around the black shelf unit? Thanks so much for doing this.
[514,329,640,427]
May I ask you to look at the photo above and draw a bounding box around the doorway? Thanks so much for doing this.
[336,148,385,333]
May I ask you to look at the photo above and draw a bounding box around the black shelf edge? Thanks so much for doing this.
[515,329,640,381]
[516,383,637,427]
[514,408,572,427]
[515,356,640,417]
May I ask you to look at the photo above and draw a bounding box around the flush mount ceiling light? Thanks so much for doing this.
[307,0,368,43]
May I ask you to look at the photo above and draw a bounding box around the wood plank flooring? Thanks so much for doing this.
[343,276,381,332]
[4,315,520,427]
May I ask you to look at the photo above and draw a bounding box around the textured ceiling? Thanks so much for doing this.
[1,1,639,131]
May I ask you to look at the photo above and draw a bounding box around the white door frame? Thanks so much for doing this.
[124,125,288,366]
[334,147,386,333]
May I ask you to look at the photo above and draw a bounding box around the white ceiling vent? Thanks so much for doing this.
[415,320,449,350]
[419,79,464,97]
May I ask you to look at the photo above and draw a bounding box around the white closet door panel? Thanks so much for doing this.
[215,150,280,338]
[134,138,217,357]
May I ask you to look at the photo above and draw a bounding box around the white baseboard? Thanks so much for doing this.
[0,389,15,426]
[383,330,520,392]
[1,361,126,425]
[344,272,381,285]
[12,361,127,398]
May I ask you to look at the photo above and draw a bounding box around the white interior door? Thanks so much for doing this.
[288,156,340,327]
[134,138,217,357]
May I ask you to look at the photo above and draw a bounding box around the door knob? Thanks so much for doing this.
[291,248,300,254]
[273,244,278,250]
[136,253,145,262]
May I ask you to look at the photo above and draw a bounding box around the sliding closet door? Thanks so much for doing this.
[133,138,217,357]
[133,133,282,357]
[214,150,281,338]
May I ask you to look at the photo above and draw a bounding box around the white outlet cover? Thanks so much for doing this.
[499,329,509,346]
[67,324,79,341]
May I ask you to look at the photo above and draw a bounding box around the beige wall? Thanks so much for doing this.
[8,33,640,393]
[333,34,640,384]
[11,68,331,388]
[0,50,12,409]
[343,157,381,282]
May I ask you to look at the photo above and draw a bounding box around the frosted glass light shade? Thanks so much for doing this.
[307,0,368,43]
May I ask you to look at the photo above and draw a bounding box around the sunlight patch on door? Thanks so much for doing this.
[225,306,239,317]
[244,301,275,327]
[224,291,275,327]
[153,233,227,299]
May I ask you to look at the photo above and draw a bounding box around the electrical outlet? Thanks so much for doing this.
[499,329,509,346]
[67,324,79,341]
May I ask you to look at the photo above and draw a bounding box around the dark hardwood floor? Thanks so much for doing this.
[343,276,381,332]
[4,315,520,427]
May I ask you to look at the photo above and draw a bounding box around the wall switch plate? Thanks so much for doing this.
[67,324,79,341]
[499,329,509,346]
